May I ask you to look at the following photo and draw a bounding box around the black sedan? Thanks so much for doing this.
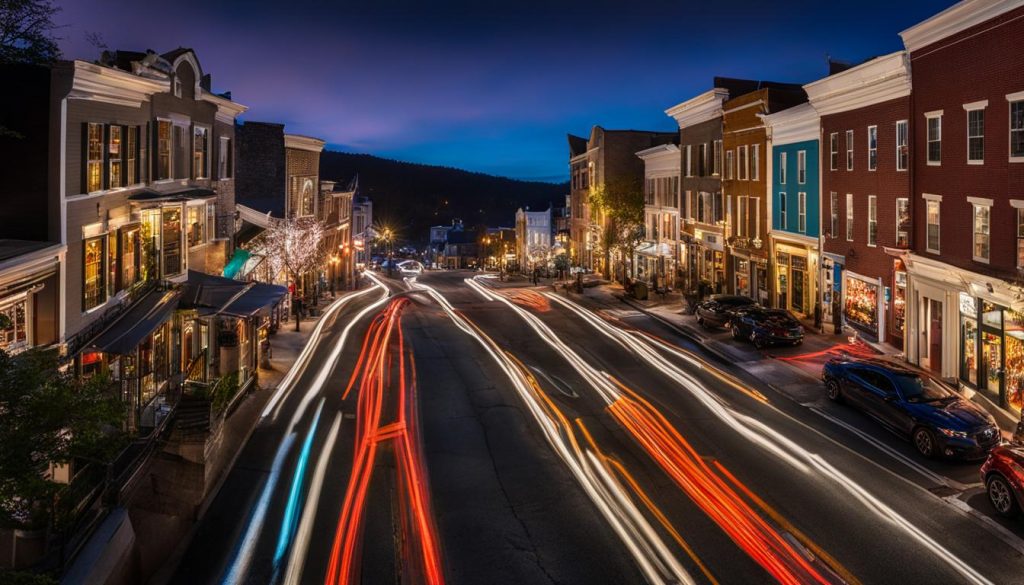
[729,306,804,348]
[822,358,1000,459]
[694,295,757,329]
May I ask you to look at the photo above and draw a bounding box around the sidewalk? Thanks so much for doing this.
[577,282,1019,436]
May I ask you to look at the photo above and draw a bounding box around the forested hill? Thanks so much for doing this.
[319,151,568,243]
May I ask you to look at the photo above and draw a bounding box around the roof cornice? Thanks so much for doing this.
[665,88,730,128]
[900,0,1024,54]
[68,60,167,107]
[635,143,680,160]
[761,103,819,145]
[804,51,910,117]
[284,134,326,152]
[201,90,248,123]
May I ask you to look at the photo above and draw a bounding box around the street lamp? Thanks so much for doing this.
[381,228,394,277]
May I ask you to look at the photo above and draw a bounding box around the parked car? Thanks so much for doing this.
[695,295,757,329]
[730,306,804,348]
[981,445,1024,517]
[822,357,1000,460]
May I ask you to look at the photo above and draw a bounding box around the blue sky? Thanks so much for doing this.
[56,0,951,182]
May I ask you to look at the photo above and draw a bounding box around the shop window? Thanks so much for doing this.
[779,152,787,184]
[108,125,122,188]
[1006,310,1024,411]
[844,276,879,333]
[867,126,877,171]
[926,200,940,253]
[829,132,838,171]
[141,209,161,281]
[973,204,990,263]
[86,123,103,193]
[0,300,27,351]
[967,108,985,164]
[162,207,182,276]
[846,130,854,170]
[896,198,910,248]
[1010,100,1023,160]
[193,126,208,178]
[926,114,942,165]
[1017,208,1024,270]
[867,195,877,247]
[83,236,105,311]
[157,120,172,180]
[961,296,978,387]
[896,120,908,171]
[893,270,906,334]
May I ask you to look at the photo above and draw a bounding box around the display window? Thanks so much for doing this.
[735,258,750,297]
[844,276,879,333]
[893,270,906,334]
[1005,310,1024,411]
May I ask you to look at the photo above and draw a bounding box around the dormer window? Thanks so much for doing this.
[174,78,182,98]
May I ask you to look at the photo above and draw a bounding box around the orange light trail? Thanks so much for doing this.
[325,298,444,585]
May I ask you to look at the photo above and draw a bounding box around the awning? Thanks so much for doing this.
[128,187,216,203]
[222,249,251,279]
[180,270,286,318]
[84,288,182,355]
[235,221,265,246]
[636,242,673,257]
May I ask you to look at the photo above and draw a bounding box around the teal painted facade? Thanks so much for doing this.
[771,139,819,238]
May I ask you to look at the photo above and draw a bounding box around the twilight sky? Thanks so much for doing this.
[57,0,950,183]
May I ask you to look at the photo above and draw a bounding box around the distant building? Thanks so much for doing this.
[515,207,552,272]
[352,195,373,266]
[636,144,681,288]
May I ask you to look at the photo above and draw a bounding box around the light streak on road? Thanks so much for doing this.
[531,287,994,585]
[220,432,297,585]
[282,412,343,585]
[411,279,696,585]
[325,298,444,585]
[274,399,327,568]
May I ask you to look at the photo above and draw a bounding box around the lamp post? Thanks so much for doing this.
[382,228,394,278]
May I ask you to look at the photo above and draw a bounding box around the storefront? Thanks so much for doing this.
[775,246,812,317]
[734,257,750,297]
[892,261,907,342]
[958,292,1024,413]
[844,272,881,338]
[695,230,725,295]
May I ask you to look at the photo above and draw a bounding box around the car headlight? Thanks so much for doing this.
[938,428,969,439]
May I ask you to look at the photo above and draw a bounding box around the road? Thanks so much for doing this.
[167,269,1024,585]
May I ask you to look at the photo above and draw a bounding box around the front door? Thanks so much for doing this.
[928,299,943,373]
[792,269,805,314]
[982,332,1003,397]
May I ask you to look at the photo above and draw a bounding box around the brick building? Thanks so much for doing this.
[567,126,676,275]
[722,83,806,304]
[805,51,912,347]
[899,0,1024,413]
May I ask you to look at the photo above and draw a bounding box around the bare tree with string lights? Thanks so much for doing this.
[252,216,328,328]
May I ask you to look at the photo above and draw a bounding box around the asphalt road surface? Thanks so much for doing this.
[167,269,1024,585]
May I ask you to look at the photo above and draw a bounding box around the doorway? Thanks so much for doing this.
[920,298,943,373]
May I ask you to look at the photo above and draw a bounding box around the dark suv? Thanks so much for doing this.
[730,306,804,348]
[822,358,1000,459]
[694,295,757,329]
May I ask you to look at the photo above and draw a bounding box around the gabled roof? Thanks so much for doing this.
[568,134,588,157]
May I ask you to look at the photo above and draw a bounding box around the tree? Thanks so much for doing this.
[589,176,645,281]
[251,216,328,328]
[0,348,125,529]
[0,0,62,65]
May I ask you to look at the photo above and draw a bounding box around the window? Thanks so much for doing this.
[83,235,105,311]
[107,231,118,297]
[738,146,748,180]
[798,192,807,233]
[846,193,854,241]
[1012,100,1024,160]
[157,120,172,180]
[684,145,692,177]
[86,123,103,193]
[779,152,787,184]
[121,227,139,290]
[778,192,787,229]
[867,126,877,171]
[797,150,806,184]
[108,125,122,188]
[830,192,839,238]
[926,200,940,253]
[127,126,138,185]
[846,130,854,170]
[0,299,27,351]
[896,120,908,171]
[218,137,232,178]
[896,198,910,248]
[830,132,838,171]
[173,78,182,98]
[967,108,984,164]
[713,140,722,176]
[162,207,182,276]
[867,195,877,246]
[725,149,734,180]
[926,113,942,164]
[751,144,760,180]
[974,204,990,262]
[187,205,206,247]
[193,126,208,178]
[698,143,708,176]
[1017,208,1024,269]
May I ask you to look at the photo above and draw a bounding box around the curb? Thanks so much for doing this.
[614,294,736,366]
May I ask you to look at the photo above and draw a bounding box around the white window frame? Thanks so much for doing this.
[846,193,854,241]
[797,150,806,184]
[1015,201,1024,269]
[846,130,854,171]
[798,191,806,233]
[867,195,877,247]
[829,132,838,171]
[685,145,693,177]
[778,192,786,230]
[969,197,993,264]
[925,111,943,166]
[156,118,174,182]
[192,125,209,179]
[1010,93,1024,163]
[924,194,942,254]
[896,120,908,172]
[751,144,760,181]
[713,140,722,176]
[779,152,787,184]
[867,125,877,171]
[964,101,987,165]
[830,191,839,239]
[173,78,182,98]
[725,149,734,180]
[896,197,909,248]
[738,145,748,180]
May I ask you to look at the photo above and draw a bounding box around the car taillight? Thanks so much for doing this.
[772,328,787,336]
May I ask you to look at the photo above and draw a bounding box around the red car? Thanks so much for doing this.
[981,445,1024,517]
